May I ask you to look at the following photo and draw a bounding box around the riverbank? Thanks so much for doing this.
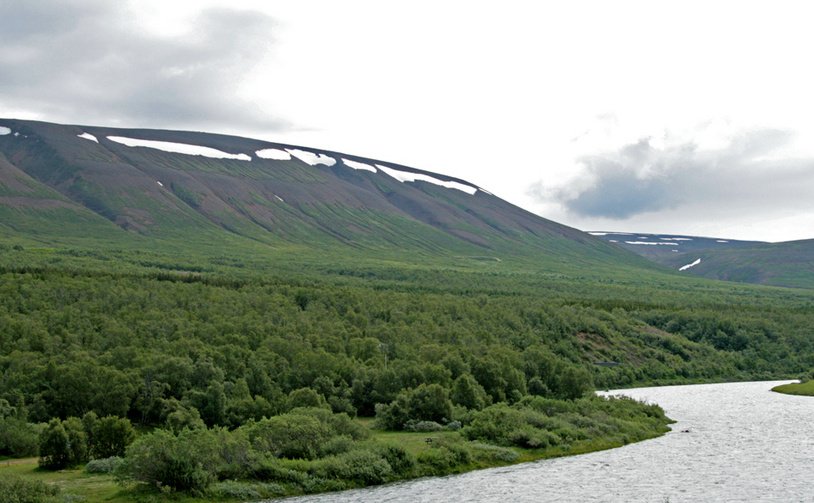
[0,396,672,502]
[771,380,814,396]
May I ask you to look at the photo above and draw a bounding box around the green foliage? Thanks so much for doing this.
[38,417,88,469]
[85,455,123,473]
[245,413,333,460]
[772,379,814,396]
[376,384,454,430]
[90,416,135,458]
[0,417,41,458]
[462,395,670,450]
[118,428,228,494]
[287,387,329,410]
[0,475,60,503]
[451,373,490,410]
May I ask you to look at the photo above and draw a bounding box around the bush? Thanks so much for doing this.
[209,481,285,499]
[244,413,332,460]
[416,440,471,473]
[0,476,60,503]
[250,458,309,485]
[85,456,123,474]
[91,416,135,458]
[313,449,393,485]
[374,444,415,476]
[470,443,519,463]
[0,418,41,457]
[119,429,221,493]
[39,417,88,469]
[376,384,454,430]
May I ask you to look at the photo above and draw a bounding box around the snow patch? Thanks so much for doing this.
[609,240,618,243]
[342,158,377,173]
[274,194,284,202]
[624,241,679,246]
[107,136,251,161]
[376,164,478,195]
[716,240,729,243]
[589,232,609,236]
[156,181,164,187]
[660,237,693,241]
[0,126,10,135]
[679,258,702,271]
[286,149,336,166]
[255,148,291,160]
[77,132,99,143]
[13,132,19,137]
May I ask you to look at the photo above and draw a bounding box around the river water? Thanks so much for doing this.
[276,380,814,502]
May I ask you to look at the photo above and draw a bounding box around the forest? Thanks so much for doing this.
[1,242,813,500]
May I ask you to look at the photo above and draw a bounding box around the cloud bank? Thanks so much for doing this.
[0,0,287,131]
[530,129,814,226]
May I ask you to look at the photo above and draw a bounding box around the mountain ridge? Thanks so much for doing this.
[591,231,814,289]
[0,118,651,271]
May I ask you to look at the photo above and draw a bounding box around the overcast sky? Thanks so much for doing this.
[2,0,813,242]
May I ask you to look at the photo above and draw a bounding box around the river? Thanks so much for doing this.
[275,380,814,502]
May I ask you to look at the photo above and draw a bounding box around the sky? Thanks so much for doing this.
[2,0,813,242]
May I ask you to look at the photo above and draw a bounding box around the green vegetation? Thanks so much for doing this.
[772,376,814,396]
[1,241,812,500]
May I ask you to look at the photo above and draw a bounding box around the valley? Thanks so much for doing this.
[1,119,813,501]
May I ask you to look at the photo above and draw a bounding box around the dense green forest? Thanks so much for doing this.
[1,241,813,499]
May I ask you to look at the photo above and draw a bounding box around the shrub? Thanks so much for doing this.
[38,417,88,469]
[119,429,221,493]
[374,444,415,476]
[460,404,526,445]
[0,476,60,503]
[313,449,393,485]
[209,481,285,499]
[91,416,135,458]
[376,384,454,430]
[451,374,489,410]
[250,458,309,485]
[0,417,41,457]
[85,456,123,474]
[244,413,333,460]
[470,443,519,463]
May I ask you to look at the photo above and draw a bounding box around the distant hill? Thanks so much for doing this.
[590,231,814,289]
[0,119,650,272]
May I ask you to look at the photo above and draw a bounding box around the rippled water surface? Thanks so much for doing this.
[276,381,814,502]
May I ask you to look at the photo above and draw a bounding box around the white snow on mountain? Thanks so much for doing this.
[0,126,10,135]
[77,132,99,143]
[376,164,477,195]
[625,241,679,246]
[107,136,251,161]
[286,149,336,166]
[342,158,377,173]
[255,148,291,160]
[679,258,702,271]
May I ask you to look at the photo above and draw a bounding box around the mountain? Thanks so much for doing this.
[590,231,814,289]
[0,119,650,271]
